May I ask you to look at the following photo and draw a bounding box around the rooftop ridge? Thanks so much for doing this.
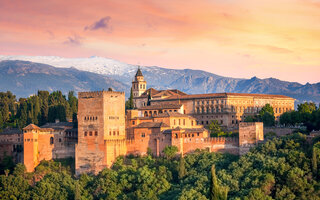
[78,90,125,98]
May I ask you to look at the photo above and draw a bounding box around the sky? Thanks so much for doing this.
[0,0,320,84]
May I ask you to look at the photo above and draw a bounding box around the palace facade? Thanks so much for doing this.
[0,68,295,174]
[132,68,295,128]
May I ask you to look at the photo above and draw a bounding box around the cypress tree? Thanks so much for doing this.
[178,157,187,180]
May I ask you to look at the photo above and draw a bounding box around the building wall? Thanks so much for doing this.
[239,122,264,155]
[76,91,126,175]
[151,95,294,128]
[0,133,23,163]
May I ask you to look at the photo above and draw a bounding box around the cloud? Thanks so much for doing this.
[63,34,82,46]
[248,44,293,54]
[85,16,111,31]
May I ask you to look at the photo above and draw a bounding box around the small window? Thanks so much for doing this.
[96,116,98,120]
[117,131,119,136]
[141,133,145,137]
[113,131,116,136]
[50,137,54,145]
[95,131,98,136]
[84,116,86,120]
[109,131,112,136]
[59,138,62,143]
[133,121,135,125]
[84,132,87,136]
[89,131,92,136]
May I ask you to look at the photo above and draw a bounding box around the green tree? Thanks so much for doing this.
[178,157,187,180]
[259,104,275,127]
[126,88,134,109]
[298,102,317,114]
[211,165,228,200]
[163,146,178,159]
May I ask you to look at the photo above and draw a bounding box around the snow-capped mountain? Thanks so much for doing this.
[0,55,137,76]
[0,55,319,104]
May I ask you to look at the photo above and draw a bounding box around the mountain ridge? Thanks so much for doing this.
[0,56,319,104]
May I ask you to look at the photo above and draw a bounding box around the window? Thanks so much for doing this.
[50,137,54,144]
[95,131,98,136]
[89,131,92,136]
[132,121,135,125]
[197,133,200,136]
[113,131,116,136]
[183,119,186,125]
[142,133,145,137]
[117,131,119,136]
[109,131,112,136]
[59,138,62,143]
[84,132,87,136]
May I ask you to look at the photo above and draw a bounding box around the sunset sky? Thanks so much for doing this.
[0,0,319,84]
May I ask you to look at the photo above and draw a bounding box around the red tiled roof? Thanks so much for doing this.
[23,124,40,130]
[153,93,294,101]
[139,104,182,110]
[135,122,170,128]
[153,112,191,118]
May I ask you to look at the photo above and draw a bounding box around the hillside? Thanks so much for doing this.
[0,60,128,98]
[0,56,319,104]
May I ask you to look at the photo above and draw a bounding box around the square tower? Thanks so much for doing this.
[75,91,126,175]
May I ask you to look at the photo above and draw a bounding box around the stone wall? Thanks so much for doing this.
[76,91,126,175]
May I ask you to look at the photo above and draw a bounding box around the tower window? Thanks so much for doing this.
[95,131,98,136]
[50,137,54,144]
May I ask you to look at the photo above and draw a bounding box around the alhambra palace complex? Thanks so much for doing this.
[0,69,295,175]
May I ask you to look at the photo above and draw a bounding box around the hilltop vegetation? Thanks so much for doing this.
[0,90,78,131]
[1,134,320,199]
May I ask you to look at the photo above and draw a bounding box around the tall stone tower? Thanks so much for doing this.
[75,91,126,175]
[132,67,146,96]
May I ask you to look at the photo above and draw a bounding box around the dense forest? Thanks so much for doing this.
[0,90,78,131]
[0,133,320,199]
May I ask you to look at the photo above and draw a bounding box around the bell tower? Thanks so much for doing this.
[132,67,147,98]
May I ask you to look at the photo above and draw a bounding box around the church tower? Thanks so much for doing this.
[132,67,147,98]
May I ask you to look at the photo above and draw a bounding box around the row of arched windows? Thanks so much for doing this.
[84,131,98,137]
[84,116,98,121]
[109,130,120,136]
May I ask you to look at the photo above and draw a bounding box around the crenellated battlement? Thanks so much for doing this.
[78,90,125,99]
[203,137,238,143]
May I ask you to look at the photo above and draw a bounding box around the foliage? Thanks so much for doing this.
[258,104,275,127]
[163,145,179,159]
[208,120,237,137]
[280,102,320,131]
[0,90,77,130]
[0,135,320,199]
[125,88,134,110]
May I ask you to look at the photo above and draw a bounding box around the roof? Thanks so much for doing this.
[23,124,40,130]
[135,68,143,77]
[134,122,170,128]
[41,122,74,129]
[139,104,182,110]
[153,112,191,118]
[162,128,207,134]
[152,92,294,101]
[136,88,187,99]
[0,128,21,135]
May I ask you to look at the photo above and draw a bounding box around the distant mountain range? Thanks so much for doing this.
[0,55,319,104]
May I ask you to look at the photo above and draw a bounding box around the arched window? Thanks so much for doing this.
[50,137,54,145]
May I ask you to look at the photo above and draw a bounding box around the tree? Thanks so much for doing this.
[208,120,224,137]
[163,145,178,159]
[298,102,317,114]
[244,115,257,122]
[126,88,134,110]
[259,104,275,127]
[211,165,228,200]
[178,157,187,180]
